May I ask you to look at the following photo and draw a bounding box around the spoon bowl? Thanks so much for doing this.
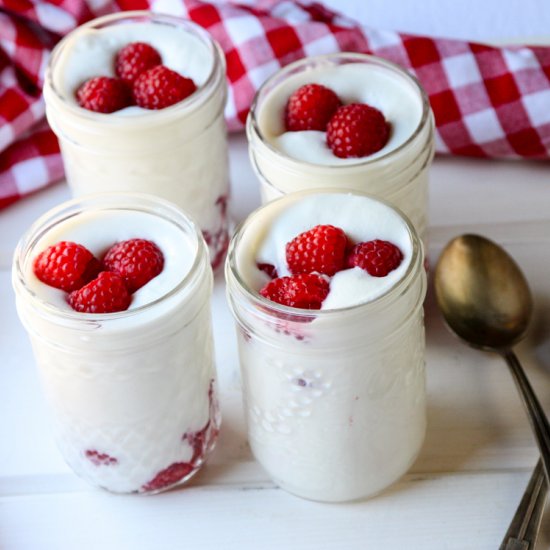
[434,234,532,350]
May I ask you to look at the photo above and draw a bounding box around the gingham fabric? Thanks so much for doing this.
[1,0,549,208]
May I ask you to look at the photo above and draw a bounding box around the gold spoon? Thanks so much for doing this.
[434,234,547,550]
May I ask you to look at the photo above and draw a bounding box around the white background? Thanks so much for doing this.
[305,0,550,44]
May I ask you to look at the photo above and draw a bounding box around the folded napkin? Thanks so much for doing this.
[1,0,549,208]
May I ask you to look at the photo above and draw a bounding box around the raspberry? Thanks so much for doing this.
[76,76,132,113]
[68,271,131,314]
[33,241,101,292]
[260,273,330,310]
[286,224,348,276]
[285,83,342,132]
[85,450,118,466]
[184,419,212,465]
[257,263,278,279]
[347,240,403,277]
[103,239,164,293]
[142,462,194,492]
[115,42,162,84]
[326,103,390,158]
[133,65,196,110]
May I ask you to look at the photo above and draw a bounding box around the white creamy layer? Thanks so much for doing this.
[27,209,194,311]
[258,63,423,165]
[238,193,412,309]
[53,20,213,114]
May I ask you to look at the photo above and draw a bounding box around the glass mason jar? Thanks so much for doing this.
[225,190,427,502]
[246,53,434,242]
[12,193,220,494]
[43,11,230,269]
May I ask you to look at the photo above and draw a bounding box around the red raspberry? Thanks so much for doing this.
[76,76,132,113]
[285,83,342,132]
[85,450,118,466]
[33,241,101,292]
[260,273,330,310]
[256,262,278,279]
[133,65,197,110]
[68,271,131,314]
[347,240,403,277]
[142,462,194,492]
[115,42,162,84]
[326,103,390,158]
[184,419,213,465]
[103,238,164,293]
[286,224,348,276]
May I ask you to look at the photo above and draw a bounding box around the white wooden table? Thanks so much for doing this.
[1,132,550,549]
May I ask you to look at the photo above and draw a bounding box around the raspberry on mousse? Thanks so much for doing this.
[347,239,404,277]
[76,76,133,114]
[284,83,342,132]
[286,224,348,277]
[115,42,162,84]
[260,273,330,310]
[103,238,164,293]
[326,103,390,159]
[33,241,101,292]
[68,271,131,314]
[133,65,197,110]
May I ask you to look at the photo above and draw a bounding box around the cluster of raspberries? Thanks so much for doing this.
[33,239,164,313]
[258,224,403,310]
[76,42,196,113]
[284,83,391,159]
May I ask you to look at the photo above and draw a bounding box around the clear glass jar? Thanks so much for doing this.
[246,53,434,242]
[225,190,427,502]
[12,193,220,494]
[43,11,230,269]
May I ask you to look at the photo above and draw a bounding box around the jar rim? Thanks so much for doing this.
[225,188,424,320]
[13,192,208,324]
[44,11,225,126]
[247,52,432,171]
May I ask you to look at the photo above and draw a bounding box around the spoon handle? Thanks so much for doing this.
[504,350,550,485]
[500,460,547,550]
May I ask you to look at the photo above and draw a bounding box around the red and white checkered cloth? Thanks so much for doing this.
[1,0,549,208]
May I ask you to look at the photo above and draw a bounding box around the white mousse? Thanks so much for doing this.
[54,21,213,115]
[237,193,413,309]
[27,209,193,312]
[258,63,423,165]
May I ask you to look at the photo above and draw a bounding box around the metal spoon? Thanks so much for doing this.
[434,234,548,550]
